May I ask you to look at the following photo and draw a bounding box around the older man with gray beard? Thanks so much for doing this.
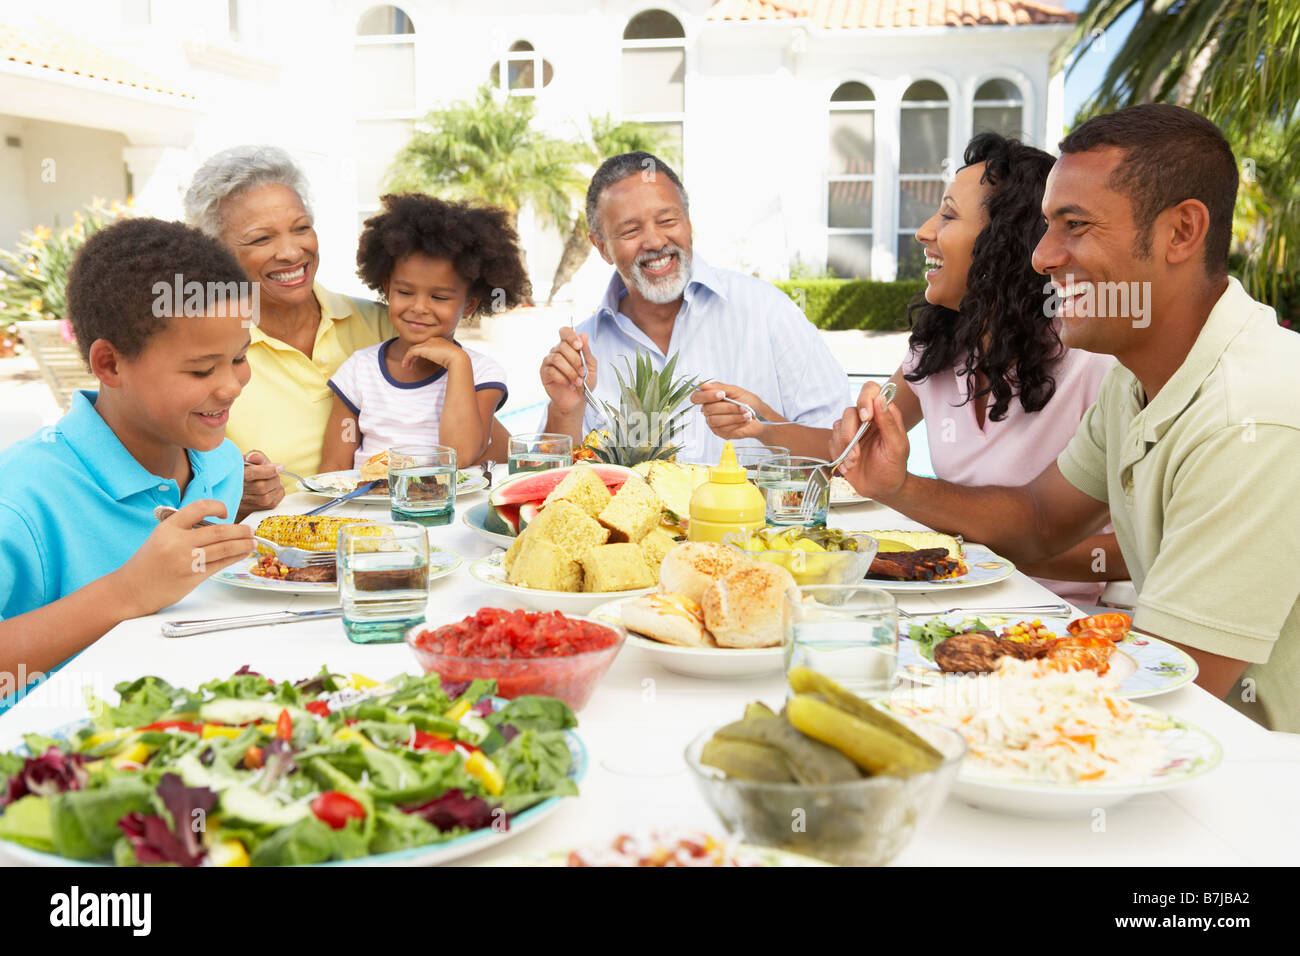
[539,152,849,464]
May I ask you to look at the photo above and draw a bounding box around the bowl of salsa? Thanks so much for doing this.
[406,607,626,710]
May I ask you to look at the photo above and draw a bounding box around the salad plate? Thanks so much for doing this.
[862,543,1015,593]
[588,597,782,680]
[0,674,587,867]
[898,612,1198,699]
[462,502,517,548]
[298,470,488,502]
[468,554,654,617]
[881,686,1221,818]
[211,546,462,595]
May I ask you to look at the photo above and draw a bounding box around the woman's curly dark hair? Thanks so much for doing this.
[356,194,531,315]
[904,132,1060,422]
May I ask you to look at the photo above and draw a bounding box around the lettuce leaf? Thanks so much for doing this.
[0,795,55,852]
[493,729,576,814]
[49,781,155,860]
[486,697,577,733]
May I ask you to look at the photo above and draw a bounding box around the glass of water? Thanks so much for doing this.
[784,585,898,697]
[732,443,789,479]
[756,455,831,527]
[337,522,429,644]
[389,445,456,526]
[508,433,573,474]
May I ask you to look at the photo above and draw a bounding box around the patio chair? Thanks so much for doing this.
[13,320,97,411]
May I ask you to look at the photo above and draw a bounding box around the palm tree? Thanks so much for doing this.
[546,116,678,304]
[1060,1,1300,308]
[386,85,587,304]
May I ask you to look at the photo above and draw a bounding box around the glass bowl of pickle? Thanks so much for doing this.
[722,527,878,589]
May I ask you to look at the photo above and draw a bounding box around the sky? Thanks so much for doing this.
[1062,0,1140,124]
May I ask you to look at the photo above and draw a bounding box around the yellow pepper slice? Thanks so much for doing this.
[443,698,472,722]
[465,751,504,796]
[201,724,243,740]
[350,673,380,690]
[208,839,250,867]
[333,727,375,750]
[110,742,151,769]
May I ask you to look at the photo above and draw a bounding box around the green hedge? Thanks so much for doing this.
[773,279,925,331]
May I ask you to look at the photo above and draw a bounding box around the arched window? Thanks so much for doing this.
[973,79,1024,139]
[897,80,949,280]
[621,9,686,164]
[489,40,554,95]
[354,6,417,209]
[826,82,876,279]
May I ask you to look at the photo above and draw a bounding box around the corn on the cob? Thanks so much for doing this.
[253,516,386,552]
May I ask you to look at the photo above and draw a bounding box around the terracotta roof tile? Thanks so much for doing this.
[0,17,194,98]
[707,0,1075,27]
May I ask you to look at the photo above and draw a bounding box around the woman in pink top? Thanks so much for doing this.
[883,132,1123,604]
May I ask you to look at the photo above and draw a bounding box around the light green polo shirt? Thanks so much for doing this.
[1058,277,1300,732]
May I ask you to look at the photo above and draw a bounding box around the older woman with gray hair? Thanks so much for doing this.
[184,145,394,518]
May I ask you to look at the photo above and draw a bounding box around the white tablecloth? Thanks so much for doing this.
[4,471,1297,865]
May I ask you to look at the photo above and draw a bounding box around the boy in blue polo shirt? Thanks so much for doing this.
[0,218,256,688]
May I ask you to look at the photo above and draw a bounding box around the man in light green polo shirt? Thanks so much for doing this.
[830,104,1300,732]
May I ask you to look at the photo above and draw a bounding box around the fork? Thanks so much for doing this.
[897,603,1073,620]
[152,506,334,568]
[714,395,779,425]
[795,381,897,522]
[568,316,607,426]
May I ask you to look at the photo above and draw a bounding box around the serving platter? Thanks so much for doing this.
[589,596,783,680]
[468,553,655,616]
[897,612,1198,699]
[298,469,488,503]
[0,716,587,867]
[211,546,462,595]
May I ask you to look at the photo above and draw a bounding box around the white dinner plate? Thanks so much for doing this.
[859,543,1015,593]
[0,718,587,868]
[588,597,783,680]
[467,553,654,616]
[898,613,1199,699]
[298,470,488,502]
[211,546,462,594]
[880,692,1221,818]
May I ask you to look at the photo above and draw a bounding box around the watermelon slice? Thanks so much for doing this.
[483,464,636,536]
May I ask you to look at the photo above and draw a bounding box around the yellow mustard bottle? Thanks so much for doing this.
[688,441,767,543]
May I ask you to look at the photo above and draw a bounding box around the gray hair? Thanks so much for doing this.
[183,145,313,238]
[586,151,688,239]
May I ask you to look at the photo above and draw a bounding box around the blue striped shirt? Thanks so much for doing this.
[558,256,850,465]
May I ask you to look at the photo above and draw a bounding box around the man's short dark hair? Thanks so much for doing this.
[585,151,689,238]
[66,218,250,362]
[1060,104,1237,274]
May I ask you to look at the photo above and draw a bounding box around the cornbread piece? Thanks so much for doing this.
[581,543,656,592]
[701,562,798,648]
[522,499,609,559]
[541,465,613,518]
[638,527,680,571]
[507,537,583,592]
[597,473,664,543]
[501,531,527,574]
[658,542,752,604]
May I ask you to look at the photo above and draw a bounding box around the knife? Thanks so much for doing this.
[162,607,344,638]
[301,480,382,516]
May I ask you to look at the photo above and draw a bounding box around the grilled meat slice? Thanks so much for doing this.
[285,563,337,583]
[933,630,1053,673]
[867,548,964,581]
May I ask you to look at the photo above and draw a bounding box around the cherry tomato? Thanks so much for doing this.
[305,701,330,717]
[275,709,293,741]
[310,790,366,830]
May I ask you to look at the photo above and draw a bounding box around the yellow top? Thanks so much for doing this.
[226,284,393,480]
[689,441,767,539]
[707,440,747,484]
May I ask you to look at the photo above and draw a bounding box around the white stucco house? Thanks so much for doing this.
[1,0,1075,302]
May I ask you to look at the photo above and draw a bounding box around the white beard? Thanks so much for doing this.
[627,245,692,304]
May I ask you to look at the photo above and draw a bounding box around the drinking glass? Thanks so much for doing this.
[389,445,456,526]
[337,522,429,644]
[784,585,898,697]
[732,443,790,479]
[756,455,831,527]
[508,433,573,474]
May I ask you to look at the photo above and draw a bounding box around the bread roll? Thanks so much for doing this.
[657,542,751,604]
[620,593,715,648]
[701,562,798,649]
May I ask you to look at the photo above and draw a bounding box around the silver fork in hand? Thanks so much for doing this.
[152,506,334,568]
[795,381,897,522]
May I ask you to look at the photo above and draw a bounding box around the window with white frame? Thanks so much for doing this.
[621,9,686,165]
[897,80,949,280]
[354,6,416,207]
[826,82,876,279]
[973,79,1025,139]
[489,40,554,96]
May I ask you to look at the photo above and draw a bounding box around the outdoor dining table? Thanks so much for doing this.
[4,466,1298,866]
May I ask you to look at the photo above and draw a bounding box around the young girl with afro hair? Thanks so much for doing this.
[321,194,530,471]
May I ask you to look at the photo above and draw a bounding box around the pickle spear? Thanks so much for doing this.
[787,667,942,761]
[714,717,861,783]
[744,701,778,721]
[786,695,942,776]
[700,737,793,782]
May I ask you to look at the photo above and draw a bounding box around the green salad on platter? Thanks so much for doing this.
[0,667,579,866]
